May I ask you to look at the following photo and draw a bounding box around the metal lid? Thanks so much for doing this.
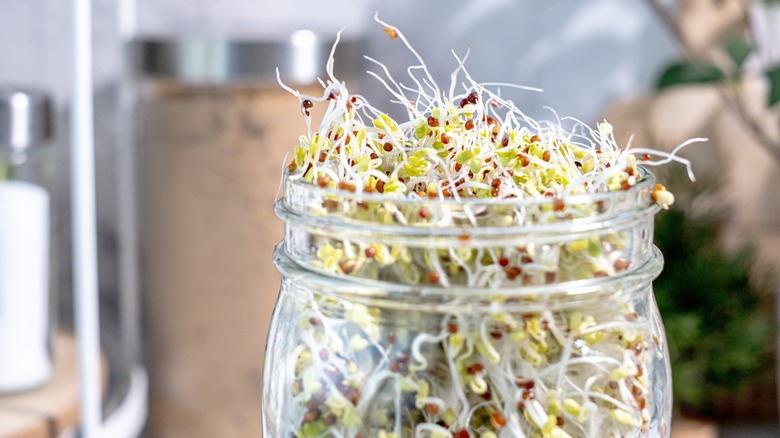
[0,85,53,151]
[132,31,362,85]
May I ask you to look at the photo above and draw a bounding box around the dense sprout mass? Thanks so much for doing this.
[266,15,697,438]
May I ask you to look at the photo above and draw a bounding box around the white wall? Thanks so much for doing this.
[0,0,676,122]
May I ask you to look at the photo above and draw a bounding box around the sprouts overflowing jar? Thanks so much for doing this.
[263,17,695,438]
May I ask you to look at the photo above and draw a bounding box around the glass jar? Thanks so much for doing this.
[0,85,54,393]
[264,167,671,437]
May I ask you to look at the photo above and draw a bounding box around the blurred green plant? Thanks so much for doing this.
[654,207,775,416]
[657,36,780,106]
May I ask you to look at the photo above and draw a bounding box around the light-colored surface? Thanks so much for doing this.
[0,333,80,438]
[0,181,52,393]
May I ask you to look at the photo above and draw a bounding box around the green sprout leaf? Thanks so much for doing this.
[723,38,754,69]
[657,62,726,90]
[766,64,780,106]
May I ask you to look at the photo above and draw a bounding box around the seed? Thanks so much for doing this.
[303,409,320,423]
[530,135,540,143]
[316,176,329,188]
[498,257,509,267]
[427,116,439,127]
[309,317,322,326]
[370,152,379,160]
[545,271,557,283]
[652,183,666,202]
[466,363,484,374]
[459,98,469,108]
[383,142,393,152]
[348,387,361,405]
[557,416,565,426]
[338,260,355,275]
[441,133,449,144]
[465,119,475,130]
[384,26,398,39]
[621,179,631,191]
[504,266,521,280]
[515,379,535,389]
[553,198,565,212]
[425,403,439,415]
[543,150,551,162]
[642,153,652,161]
[490,331,503,340]
[301,99,313,115]
[419,207,431,219]
[454,429,470,438]
[501,137,509,146]
[614,258,630,271]
[426,271,441,284]
[376,180,385,193]
[337,181,349,190]
[491,186,500,197]
[490,411,507,429]
[467,91,478,104]
[491,178,502,188]
[287,161,297,172]
[636,365,644,377]
[365,247,376,258]
[521,154,531,167]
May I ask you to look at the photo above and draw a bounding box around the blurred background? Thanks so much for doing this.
[0,0,778,437]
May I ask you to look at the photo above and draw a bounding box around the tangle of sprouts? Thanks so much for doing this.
[269,14,696,438]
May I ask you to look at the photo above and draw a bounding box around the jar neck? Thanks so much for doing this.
[275,167,662,291]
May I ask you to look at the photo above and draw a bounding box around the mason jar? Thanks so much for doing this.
[0,85,54,393]
[264,166,671,437]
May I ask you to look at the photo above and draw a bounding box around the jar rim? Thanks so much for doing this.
[282,165,656,209]
[276,166,660,236]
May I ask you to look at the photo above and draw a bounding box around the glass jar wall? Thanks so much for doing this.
[264,168,671,437]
